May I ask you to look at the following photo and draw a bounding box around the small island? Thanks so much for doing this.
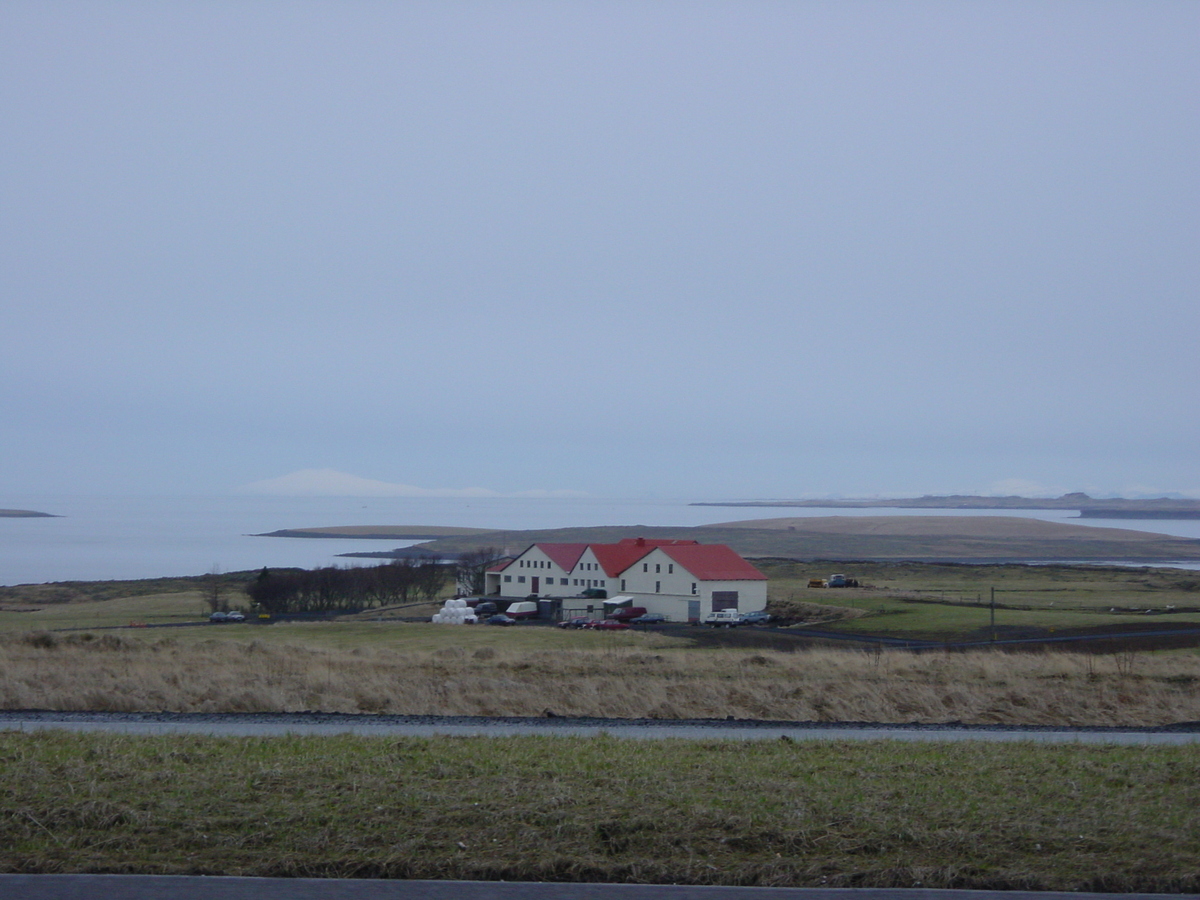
[254,525,492,540]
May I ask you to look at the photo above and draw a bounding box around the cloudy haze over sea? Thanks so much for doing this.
[2,2,1197,503]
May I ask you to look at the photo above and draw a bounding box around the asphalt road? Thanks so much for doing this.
[0,876,1190,900]
[3,710,1198,744]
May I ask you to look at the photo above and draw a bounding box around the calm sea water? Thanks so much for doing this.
[3,495,1200,586]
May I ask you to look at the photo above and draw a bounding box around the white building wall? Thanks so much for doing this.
[616,547,697,597]
[487,543,766,614]
[697,579,768,612]
[614,548,767,618]
[495,545,618,598]
[495,546,571,598]
[568,548,615,596]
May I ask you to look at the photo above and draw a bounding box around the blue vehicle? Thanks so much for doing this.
[739,610,771,625]
[629,613,667,625]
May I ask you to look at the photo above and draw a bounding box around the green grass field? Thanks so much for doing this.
[760,561,1200,637]
[1,731,1197,891]
[4,559,1200,644]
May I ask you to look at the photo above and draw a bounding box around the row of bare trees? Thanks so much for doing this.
[245,560,447,614]
[454,547,504,596]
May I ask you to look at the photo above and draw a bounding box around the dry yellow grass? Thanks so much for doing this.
[3,630,1199,726]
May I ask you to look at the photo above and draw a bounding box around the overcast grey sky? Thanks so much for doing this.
[2,1,1196,500]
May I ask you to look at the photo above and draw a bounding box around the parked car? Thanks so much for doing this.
[225,610,246,622]
[505,600,539,620]
[474,601,498,616]
[557,616,593,629]
[208,611,228,623]
[607,606,648,623]
[739,610,771,625]
[629,613,667,625]
[485,614,517,626]
[589,619,631,631]
[703,609,743,628]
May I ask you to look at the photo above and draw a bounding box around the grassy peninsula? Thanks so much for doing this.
[369,515,1200,562]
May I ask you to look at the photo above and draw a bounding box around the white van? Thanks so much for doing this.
[505,600,539,620]
[703,609,743,628]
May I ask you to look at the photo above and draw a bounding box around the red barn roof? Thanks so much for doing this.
[659,543,767,581]
[592,538,698,577]
[533,543,591,571]
[495,538,762,582]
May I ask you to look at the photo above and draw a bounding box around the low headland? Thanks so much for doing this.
[692,492,1200,518]
[254,524,491,540]
[0,508,55,517]
[302,514,1200,563]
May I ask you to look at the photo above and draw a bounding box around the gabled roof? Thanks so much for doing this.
[489,538,762,582]
[591,538,699,577]
[658,543,767,581]
[528,543,591,571]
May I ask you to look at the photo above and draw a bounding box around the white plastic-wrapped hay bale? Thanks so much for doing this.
[432,598,475,624]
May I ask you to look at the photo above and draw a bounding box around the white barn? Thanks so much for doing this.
[484,537,767,622]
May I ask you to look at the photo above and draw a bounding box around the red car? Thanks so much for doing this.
[589,619,631,631]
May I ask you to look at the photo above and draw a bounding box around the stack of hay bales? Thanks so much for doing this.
[431,598,477,624]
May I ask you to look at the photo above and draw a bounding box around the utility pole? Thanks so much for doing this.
[990,586,996,643]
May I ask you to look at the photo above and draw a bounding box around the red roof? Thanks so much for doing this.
[496,538,762,582]
[592,538,699,577]
[659,544,767,581]
[487,559,513,572]
[532,543,590,571]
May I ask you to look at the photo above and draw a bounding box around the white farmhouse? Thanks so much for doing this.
[484,537,766,622]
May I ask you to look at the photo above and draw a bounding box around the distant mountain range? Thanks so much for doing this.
[692,493,1200,519]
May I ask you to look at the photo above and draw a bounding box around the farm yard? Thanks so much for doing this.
[1,560,1200,725]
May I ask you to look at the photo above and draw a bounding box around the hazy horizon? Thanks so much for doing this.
[4,2,1196,502]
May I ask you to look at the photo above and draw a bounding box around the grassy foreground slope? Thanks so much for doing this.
[5,631,1200,726]
[1,731,1197,892]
